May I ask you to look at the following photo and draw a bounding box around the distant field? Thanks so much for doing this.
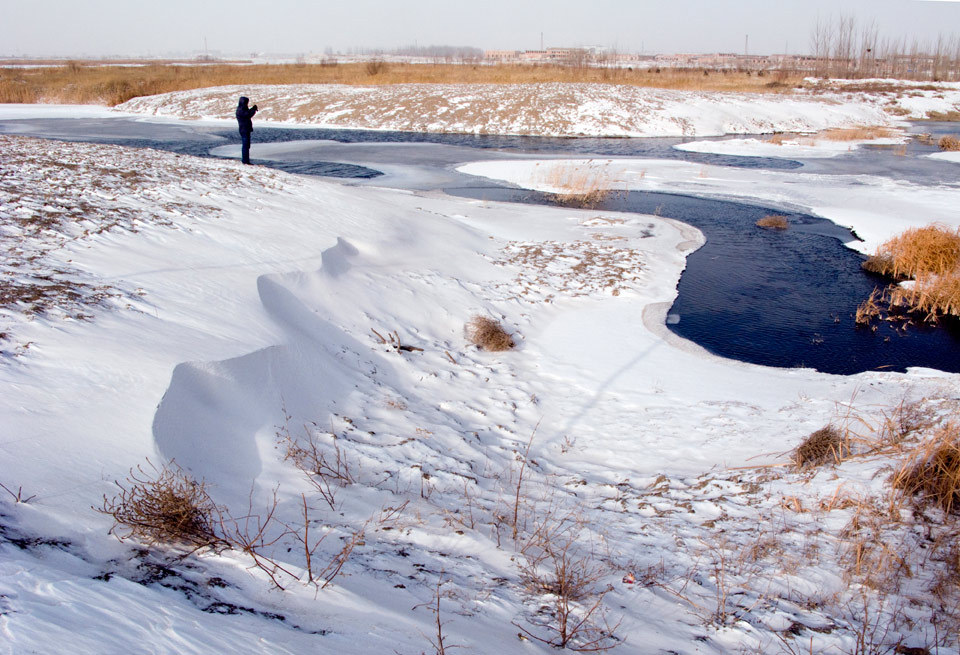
[0,62,803,106]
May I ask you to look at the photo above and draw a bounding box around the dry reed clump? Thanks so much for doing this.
[466,316,515,351]
[870,224,960,279]
[859,224,960,322]
[855,288,883,326]
[861,253,895,276]
[820,126,896,141]
[888,274,960,319]
[755,215,789,229]
[98,461,229,552]
[939,135,960,151]
[543,164,614,209]
[794,425,848,469]
[891,422,960,515]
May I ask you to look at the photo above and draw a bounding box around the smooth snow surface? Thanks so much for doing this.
[3,93,960,655]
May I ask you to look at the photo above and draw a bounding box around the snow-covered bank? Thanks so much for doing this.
[111,81,960,137]
[674,132,907,158]
[3,123,960,654]
[929,150,960,164]
[458,156,960,255]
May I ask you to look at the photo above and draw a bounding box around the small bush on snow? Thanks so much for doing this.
[466,316,515,351]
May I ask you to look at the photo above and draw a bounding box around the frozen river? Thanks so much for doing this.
[3,110,958,374]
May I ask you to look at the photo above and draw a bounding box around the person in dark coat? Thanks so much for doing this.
[236,96,258,164]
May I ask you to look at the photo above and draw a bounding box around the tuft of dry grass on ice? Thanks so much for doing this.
[891,422,960,515]
[466,315,515,351]
[939,135,960,151]
[755,215,789,230]
[542,163,615,209]
[794,425,848,469]
[98,460,229,552]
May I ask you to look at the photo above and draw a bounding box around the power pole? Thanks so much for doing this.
[745,34,749,56]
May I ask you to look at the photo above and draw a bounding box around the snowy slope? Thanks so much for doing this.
[113,81,960,138]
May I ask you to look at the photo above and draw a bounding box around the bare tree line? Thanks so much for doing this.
[810,14,960,81]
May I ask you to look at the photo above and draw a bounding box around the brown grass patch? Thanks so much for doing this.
[939,135,960,151]
[819,126,896,142]
[466,315,515,351]
[794,425,848,469]
[755,215,789,229]
[0,62,804,106]
[927,110,960,122]
[892,422,960,514]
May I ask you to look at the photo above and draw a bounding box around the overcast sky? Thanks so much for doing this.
[3,0,960,58]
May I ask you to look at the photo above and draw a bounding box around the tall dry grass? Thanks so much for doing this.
[0,62,804,106]
[541,162,616,208]
[860,224,960,322]
[863,224,960,280]
[892,422,960,515]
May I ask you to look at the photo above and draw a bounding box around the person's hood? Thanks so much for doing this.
[238,96,249,107]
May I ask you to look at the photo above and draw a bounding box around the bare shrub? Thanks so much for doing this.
[794,425,848,469]
[219,487,296,589]
[286,495,366,589]
[516,511,620,651]
[466,315,515,351]
[277,414,354,510]
[512,426,538,541]
[755,215,789,229]
[98,460,229,552]
[892,422,960,515]
[0,482,36,504]
[415,577,465,655]
[939,135,960,151]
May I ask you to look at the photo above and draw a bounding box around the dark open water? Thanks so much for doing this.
[447,186,960,375]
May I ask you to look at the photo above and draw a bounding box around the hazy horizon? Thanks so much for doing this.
[3,0,960,59]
